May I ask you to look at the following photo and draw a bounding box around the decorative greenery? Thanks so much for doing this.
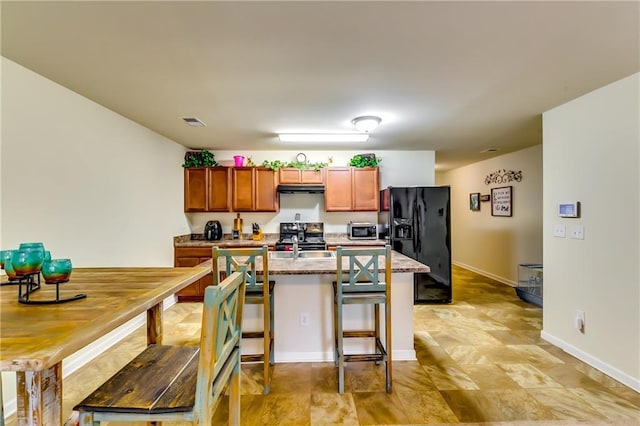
[348,154,380,168]
[181,150,219,168]
[261,160,328,171]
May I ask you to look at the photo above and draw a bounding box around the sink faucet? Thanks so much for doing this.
[291,235,299,260]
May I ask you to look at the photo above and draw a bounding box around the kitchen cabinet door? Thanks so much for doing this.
[352,167,379,211]
[279,168,324,184]
[184,168,207,212]
[325,167,379,212]
[207,167,232,211]
[279,168,301,184]
[232,167,278,212]
[232,167,255,211]
[301,169,324,183]
[254,168,278,211]
[184,167,231,212]
[324,167,353,211]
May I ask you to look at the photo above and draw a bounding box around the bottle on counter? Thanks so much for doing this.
[232,213,243,239]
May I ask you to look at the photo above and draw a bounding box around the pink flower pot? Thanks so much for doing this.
[233,155,245,167]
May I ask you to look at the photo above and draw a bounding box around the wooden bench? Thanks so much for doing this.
[73,269,247,425]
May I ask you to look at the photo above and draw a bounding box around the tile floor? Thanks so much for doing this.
[8,265,640,425]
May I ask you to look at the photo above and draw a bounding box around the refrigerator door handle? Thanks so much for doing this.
[413,201,420,253]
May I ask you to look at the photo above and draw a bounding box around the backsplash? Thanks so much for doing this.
[186,193,377,235]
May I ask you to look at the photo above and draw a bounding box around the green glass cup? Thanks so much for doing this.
[41,259,73,284]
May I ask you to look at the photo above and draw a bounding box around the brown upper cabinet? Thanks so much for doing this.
[278,168,324,184]
[184,167,232,212]
[324,167,379,212]
[232,167,279,212]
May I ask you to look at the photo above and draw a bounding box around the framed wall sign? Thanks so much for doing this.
[469,193,480,211]
[491,186,512,217]
[480,194,491,202]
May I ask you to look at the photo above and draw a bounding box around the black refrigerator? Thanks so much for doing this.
[378,186,452,304]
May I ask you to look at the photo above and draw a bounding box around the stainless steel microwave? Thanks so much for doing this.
[347,222,377,240]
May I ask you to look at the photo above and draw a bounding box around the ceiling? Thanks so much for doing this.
[2,1,638,171]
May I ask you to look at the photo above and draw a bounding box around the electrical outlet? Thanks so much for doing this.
[575,310,585,333]
[300,312,310,326]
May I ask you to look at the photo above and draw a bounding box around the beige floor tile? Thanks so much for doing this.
[352,391,410,425]
[310,392,359,425]
[498,363,563,388]
[396,390,459,423]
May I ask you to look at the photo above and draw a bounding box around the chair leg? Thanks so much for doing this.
[337,299,345,394]
[229,354,241,426]
[0,374,4,426]
[332,288,339,367]
[263,300,271,394]
[374,303,381,364]
[385,301,392,393]
[269,293,275,366]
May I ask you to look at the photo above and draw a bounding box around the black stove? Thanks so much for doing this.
[275,222,327,251]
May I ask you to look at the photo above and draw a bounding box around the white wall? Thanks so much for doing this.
[186,150,435,235]
[1,57,191,415]
[542,73,639,390]
[1,58,190,265]
[437,145,543,284]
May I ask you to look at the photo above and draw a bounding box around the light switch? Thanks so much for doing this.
[553,224,566,238]
[571,225,585,240]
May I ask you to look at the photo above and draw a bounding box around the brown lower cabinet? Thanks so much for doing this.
[174,247,214,302]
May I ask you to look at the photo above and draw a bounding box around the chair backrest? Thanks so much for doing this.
[193,268,246,421]
[336,245,392,294]
[212,246,269,293]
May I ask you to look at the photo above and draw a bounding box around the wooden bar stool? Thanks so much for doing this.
[333,245,392,394]
[212,246,275,394]
[73,269,247,425]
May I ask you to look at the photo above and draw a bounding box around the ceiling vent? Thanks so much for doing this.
[480,147,499,153]
[182,117,206,127]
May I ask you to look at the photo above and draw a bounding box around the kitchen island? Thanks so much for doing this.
[203,249,429,362]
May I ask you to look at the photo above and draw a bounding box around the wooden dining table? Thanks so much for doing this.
[0,266,210,426]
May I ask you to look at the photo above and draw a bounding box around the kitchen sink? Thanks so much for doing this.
[269,251,295,259]
[269,250,335,260]
[297,250,335,259]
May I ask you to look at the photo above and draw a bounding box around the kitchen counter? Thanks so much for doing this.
[199,249,428,275]
[174,233,389,248]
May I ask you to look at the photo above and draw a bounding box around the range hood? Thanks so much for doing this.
[277,184,325,194]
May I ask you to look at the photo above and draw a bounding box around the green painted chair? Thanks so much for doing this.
[212,246,275,394]
[74,268,247,425]
[333,245,392,394]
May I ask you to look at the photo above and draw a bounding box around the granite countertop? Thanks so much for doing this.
[198,250,429,275]
[174,233,389,248]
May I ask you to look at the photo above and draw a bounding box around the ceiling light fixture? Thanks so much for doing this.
[351,116,381,132]
[278,133,369,143]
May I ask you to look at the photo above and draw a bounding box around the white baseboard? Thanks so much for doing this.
[541,330,640,392]
[3,295,177,419]
[274,349,416,363]
[453,261,516,286]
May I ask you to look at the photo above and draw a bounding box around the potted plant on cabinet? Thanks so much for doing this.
[348,154,380,168]
[181,150,219,168]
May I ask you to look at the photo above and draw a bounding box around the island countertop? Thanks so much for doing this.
[199,249,429,275]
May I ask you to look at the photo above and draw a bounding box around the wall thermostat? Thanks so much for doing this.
[558,201,580,218]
